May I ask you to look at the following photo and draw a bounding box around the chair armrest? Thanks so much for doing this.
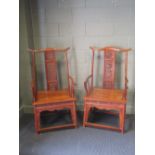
[84,74,93,95]
[68,75,76,97]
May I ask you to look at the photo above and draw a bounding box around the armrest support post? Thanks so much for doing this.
[84,74,93,95]
[68,75,76,97]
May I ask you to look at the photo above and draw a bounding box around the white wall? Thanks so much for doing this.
[21,0,135,114]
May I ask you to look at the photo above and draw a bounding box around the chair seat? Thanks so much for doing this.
[33,89,76,105]
[84,88,126,104]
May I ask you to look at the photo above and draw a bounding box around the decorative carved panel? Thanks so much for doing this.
[103,51,116,88]
[44,52,58,90]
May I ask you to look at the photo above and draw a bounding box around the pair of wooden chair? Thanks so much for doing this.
[28,46,131,134]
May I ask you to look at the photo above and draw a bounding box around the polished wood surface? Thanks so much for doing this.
[90,46,131,52]
[33,90,76,105]
[83,46,131,133]
[28,47,77,133]
[44,51,58,90]
[28,47,70,52]
[85,88,126,103]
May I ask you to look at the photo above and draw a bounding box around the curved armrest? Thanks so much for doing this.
[68,75,76,97]
[84,74,93,95]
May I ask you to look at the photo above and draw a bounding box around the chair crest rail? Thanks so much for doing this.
[28,47,70,53]
[90,46,131,52]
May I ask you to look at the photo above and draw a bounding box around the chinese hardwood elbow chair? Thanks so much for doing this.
[83,46,131,133]
[28,47,77,133]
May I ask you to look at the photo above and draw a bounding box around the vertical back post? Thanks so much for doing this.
[31,51,37,101]
[124,52,128,99]
[91,48,95,88]
[65,50,70,95]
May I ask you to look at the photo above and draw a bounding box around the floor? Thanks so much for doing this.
[19,110,135,155]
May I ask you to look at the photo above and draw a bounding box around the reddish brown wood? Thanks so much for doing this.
[31,52,37,101]
[29,47,77,133]
[91,48,95,88]
[124,52,128,99]
[84,74,93,95]
[34,102,77,133]
[44,50,58,90]
[65,51,71,95]
[83,46,131,133]
[85,122,121,132]
[103,50,116,88]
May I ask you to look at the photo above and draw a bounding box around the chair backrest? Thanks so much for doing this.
[103,49,116,89]
[28,48,70,101]
[44,51,58,90]
[90,46,131,90]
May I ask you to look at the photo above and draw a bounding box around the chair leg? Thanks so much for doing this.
[83,103,90,127]
[34,108,40,134]
[83,103,87,127]
[119,107,126,134]
[70,103,77,127]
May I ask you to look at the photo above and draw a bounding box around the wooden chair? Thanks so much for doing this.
[28,47,77,133]
[83,46,131,133]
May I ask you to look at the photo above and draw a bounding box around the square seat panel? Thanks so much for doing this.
[84,88,127,104]
[33,90,76,105]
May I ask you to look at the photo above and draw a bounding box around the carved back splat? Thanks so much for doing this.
[44,51,58,91]
[28,47,71,96]
[28,47,77,133]
[90,46,131,92]
[103,50,116,89]
[83,46,131,133]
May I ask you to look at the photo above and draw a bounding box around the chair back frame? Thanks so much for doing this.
[89,46,131,99]
[28,48,74,101]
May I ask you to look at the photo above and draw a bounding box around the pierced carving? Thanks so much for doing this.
[103,51,116,88]
[105,62,113,79]
[104,51,113,59]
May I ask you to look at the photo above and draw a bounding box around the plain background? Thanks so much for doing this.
[0,0,155,155]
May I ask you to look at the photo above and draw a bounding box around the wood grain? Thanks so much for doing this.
[83,46,131,134]
[29,47,77,133]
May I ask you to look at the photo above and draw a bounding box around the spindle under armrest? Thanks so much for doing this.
[84,74,93,95]
[69,75,76,97]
